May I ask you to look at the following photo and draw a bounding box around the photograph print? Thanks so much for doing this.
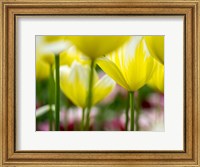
[36,36,164,131]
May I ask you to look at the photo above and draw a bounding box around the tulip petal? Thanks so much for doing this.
[43,36,66,43]
[59,66,71,102]
[41,41,71,55]
[59,46,89,66]
[148,60,164,93]
[60,66,70,78]
[60,64,87,108]
[36,36,72,66]
[144,36,164,64]
[93,75,115,105]
[60,61,99,108]
[66,62,88,108]
[98,37,156,91]
[108,36,143,90]
[36,58,50,80]
[126,38,155,90]
[97,57,130,90]
[67,36,131,59]
[39,52,55,65]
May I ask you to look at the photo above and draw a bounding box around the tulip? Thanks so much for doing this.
[37,36,72,65]
[148,60,164,93]
[97,37,155,91]
[59,46,89,66]
[36,36,71,131]
[67,36,131,59]
[59,61,115,130]
[67,36,130,130]
[97,37,155,131]
[43,36,66,43]
[144,36,164,64]
[36,58,50,80]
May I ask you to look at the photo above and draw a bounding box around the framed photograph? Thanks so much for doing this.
[0,0,199,166]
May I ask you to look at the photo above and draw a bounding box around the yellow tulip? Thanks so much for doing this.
[36,36,71,65]
[37,52,55,65]
[147,60,164,93]
[42,36,66,43]
[36,41,78,81]
[36,47,84,80]
[97,37,155,91]
[36,58,50,80]
[144,36,164,64]
[59,61,115,108]
[59,46,89,66]
[67,36,131,59]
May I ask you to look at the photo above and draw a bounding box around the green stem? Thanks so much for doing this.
[48,64,54,131]
[55,55,60,131]
[85,60,95,130]
[129,91,135,131]
[81,108,85,131]
[125,93,130,131]
[136,92,141,131]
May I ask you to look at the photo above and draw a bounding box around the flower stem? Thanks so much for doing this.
[48,64,54,131]
[136,91,141,131]
[55,55,60,131]
[85,60,95,130]
[125,93,130,131]
[129,91,135,131]
[81,108,85,131]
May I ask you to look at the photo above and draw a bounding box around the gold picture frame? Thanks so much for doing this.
[0,0,199,166]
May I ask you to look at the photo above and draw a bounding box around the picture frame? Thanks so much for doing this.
[0,0,199,166]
